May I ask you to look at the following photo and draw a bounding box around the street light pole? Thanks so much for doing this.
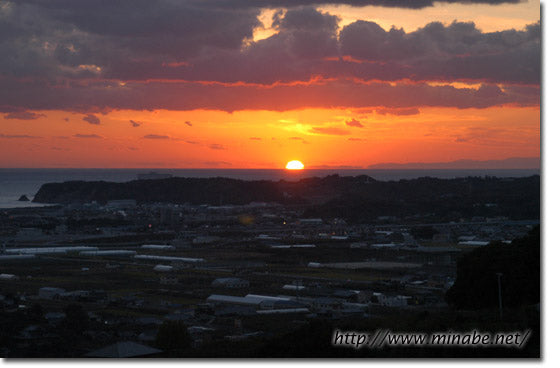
[496,272,503,321]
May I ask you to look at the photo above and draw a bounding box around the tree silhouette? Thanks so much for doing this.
[446,226,539,309]
[61,303,89,331]
[155,320,191,355]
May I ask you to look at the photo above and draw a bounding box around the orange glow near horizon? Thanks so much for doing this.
[0,105,540,168]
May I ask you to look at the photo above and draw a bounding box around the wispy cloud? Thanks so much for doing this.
[0,133,41,138]
[345,118,364,128]
[4,111,46,120]
[311,127,350,135]
[82,114,101,125]
[143,134,169,139]
[204,161,232,166]
[142,134,199,145]
[451,127,507,145]
[73,133,102,139]
[289,136,309,144]
[376,107,420,116]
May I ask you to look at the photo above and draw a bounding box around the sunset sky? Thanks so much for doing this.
[0,0,540,168]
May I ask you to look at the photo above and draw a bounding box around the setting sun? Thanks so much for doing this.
[285,160,305,170]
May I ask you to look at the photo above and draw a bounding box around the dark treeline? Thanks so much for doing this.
[33,175,539,222]
[446,226,540,310]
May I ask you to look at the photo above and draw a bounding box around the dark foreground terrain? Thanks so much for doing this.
[0,174,540,358]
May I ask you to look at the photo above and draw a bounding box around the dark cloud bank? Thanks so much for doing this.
[0,1,539,113]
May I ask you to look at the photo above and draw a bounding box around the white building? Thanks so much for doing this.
[6,246,98,255]
[153,265,173,272]
[458,240,490,247]
[0,274,18,280]
[282,284,305,291]
[134,255,204,263]
[378,294,410,307]
[80,250,137,256]
[141,244,175,250]
[206,294,262,307]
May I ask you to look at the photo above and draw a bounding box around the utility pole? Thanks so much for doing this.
[496,272,503,321]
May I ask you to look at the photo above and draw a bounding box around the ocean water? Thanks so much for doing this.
[0,168,540,209]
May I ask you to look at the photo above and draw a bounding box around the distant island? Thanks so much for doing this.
[33,175,540,223]
[367,157,540,170]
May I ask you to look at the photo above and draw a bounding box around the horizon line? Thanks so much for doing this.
[0,167,541,170]
[0,157,541,171]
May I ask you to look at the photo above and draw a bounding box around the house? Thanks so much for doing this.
[164,313,193,323]
[138,330,158,343]
[298,218,323,225]
[106,199,137,209]
[257,307,310,315]
[224,331,265,342]
[192,236,221,245]
[45,312,66,325]
[282,284,305,291]
[206,294,263,307]
[211,277,249,288]
[153,264,173,272]
[84,341,162,358]
[356,291,373,304]
[135,317,163,326]
[134,255,204,263]
[80,250,137,257]
[0,273,18,281]
[141,244,175,250]
[259,299,305,310]
[160,275,179,285]
[378,294,410,307]
[332,289,358,300]
[38,287,66,300]
[59,290,90,301]
[188,326,215,346]
[214,305,256,316]
[458,240,490,247]
[312,297,343,311]
[17,325,42,340]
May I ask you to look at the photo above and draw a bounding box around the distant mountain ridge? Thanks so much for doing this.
[367,157,540,170]
[32,175,540,222]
